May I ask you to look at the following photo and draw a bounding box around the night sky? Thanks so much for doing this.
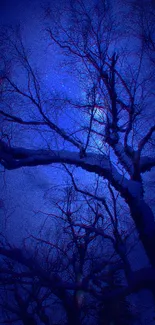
[0,0,102,256]
[0,0,155,324]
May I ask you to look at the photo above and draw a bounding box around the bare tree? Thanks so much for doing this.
[0,187,140,324]
[0,0,155,322]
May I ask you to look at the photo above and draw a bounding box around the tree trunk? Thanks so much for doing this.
[64,297,81,325]
[66,308,81,325]
[127,196,155,268]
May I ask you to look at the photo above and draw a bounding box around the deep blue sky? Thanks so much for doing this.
[0,0,41,23]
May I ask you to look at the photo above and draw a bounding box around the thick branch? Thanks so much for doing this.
[0,141,142,198]
[138,125,155,154]
[140,156,155,173]
[112,142,134,176]
[95,266,155,302]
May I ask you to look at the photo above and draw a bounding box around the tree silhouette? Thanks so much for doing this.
[0,0,155,323]
[0,187,140,324]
